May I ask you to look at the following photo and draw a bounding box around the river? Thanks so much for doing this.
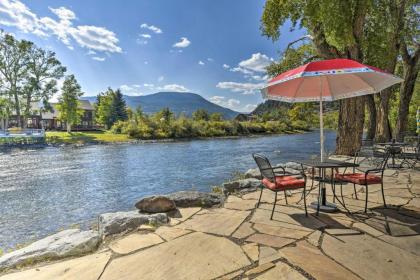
[0,131,336,250]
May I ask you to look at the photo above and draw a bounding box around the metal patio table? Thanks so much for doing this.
[377,142,408,168]
[295,159,359,215]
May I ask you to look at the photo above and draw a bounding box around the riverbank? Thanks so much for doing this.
[44,129,308,146]
[0,158,419,279]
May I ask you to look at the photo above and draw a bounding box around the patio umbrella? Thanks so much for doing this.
[260,58,403,161]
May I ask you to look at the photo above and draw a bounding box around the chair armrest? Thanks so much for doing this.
[272,166,286,175]
[365,168,383,175]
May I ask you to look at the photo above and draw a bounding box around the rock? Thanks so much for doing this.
[245,168,262,179]
[0,229,99,270]
[285,162,304,171]
[98,211,168,237]
[135,196,176,213]
[222,178,263,195]
[165,191,224,208]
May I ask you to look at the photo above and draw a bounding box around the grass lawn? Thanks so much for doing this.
[45,131,132,144]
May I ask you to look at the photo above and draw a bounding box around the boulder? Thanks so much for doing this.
[222,178,263,195]
[135,196,176,213]
[98,211,168,237]
[245,168,261,179]
[165,191,224,208]
[0,229,99,270]
[285,162,304,171]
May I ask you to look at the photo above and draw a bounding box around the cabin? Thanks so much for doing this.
[6,100,96,131]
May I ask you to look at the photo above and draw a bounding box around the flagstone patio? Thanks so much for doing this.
[1,168,419,280]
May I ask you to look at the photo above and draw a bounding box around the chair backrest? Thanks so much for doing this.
[252,153,275,182]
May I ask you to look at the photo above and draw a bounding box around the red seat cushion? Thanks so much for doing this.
[262,176,305,191]
[335,173,382,185]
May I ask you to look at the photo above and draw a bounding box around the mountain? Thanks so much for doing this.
[83,92,239,119]
[251,100,291,115]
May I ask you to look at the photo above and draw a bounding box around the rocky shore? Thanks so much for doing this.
[0,161,297,272]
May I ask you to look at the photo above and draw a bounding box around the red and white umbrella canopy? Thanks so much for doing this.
[260,59,403,161]
[261,58,402,102]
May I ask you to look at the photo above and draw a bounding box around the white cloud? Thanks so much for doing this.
[216,81,265,95]
[92,56,105,61]
[243,104,257,112]
[160,84,189,92]
[222,64,230,69]
[209,96,241,110]
[140,23,162,34]
[119,84,143,96]
[158,76,164,82]
[207,58,214,62]
[86,49,96,55]
[140,33,151,38]
[0,0,122,53]
[230,66,253,75]
[248,74,269,82]
[198,60,205,65]
[173,37,190,48]
[238,53,273,72]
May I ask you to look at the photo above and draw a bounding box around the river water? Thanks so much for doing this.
[0,131,335,250]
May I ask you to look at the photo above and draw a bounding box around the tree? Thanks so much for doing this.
[0,32,32,127]
[23,46,66,127]
[394,2,420,140]
[209,112,223,122]
[0,97,12,130]
[261,0,414,154]
[192,109,210,121]
[56,75,83,132]
[95,88,128,129]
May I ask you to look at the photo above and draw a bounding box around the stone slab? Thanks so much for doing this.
[378,234,420,257]
[100,232,251,280]
[322,232,420,280]
[253,223,311,240]
[154,226,191,241]
[258,246,281,265]
[353,222,384,237]
[245,262,275,277]
[0,251,111,280]
[241,243,259,262]
[170,207,201,222]
[254,262,306,280]
[246,234,294,249]
[279,241,360,280]
[177,208,250,236]
[109,233,163,254]
[232,222,255,239]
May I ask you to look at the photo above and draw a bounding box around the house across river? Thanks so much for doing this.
[6,100,95,131]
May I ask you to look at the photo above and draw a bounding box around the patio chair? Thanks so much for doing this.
[335,151,390,212]
[252,153,308,219]
[400,141,420,169]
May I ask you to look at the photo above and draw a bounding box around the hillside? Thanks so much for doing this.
[83,92,239,119]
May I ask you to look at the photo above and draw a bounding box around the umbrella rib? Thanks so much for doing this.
[352,73,376,93]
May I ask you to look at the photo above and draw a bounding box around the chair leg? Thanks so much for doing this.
[284,190,288,205]
[353,183,359,200]
[271,192,278,220]
[332,181,336,203]
[364,184,368,213]
[303,187,307,216]
[340,183,346,207]
[381,182,387,208]
[257,187,263,208]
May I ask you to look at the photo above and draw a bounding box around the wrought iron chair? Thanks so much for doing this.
[335,151,390,212]
[400,141,420,169]
[252,153,308,219]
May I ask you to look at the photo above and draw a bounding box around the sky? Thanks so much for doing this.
[0,0,305,112]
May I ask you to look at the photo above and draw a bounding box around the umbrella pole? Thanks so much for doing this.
[320,78,324,162]
[320,99,324,162]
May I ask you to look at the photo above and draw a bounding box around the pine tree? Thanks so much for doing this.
[56,75,83,132]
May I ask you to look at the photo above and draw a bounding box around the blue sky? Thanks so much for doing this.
[0,0,305,112]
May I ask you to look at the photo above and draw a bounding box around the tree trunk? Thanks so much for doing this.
[67,122,71,133]
[335,97,365,155]
[365,95,376,140]
[395,61,419,141]
[375,88,393,142]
